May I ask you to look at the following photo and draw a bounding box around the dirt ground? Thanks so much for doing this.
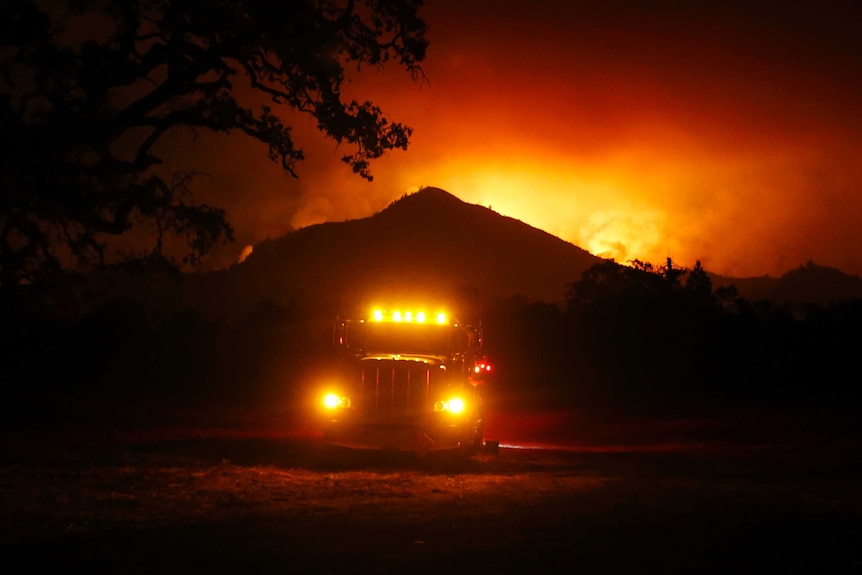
[1,410,861,574]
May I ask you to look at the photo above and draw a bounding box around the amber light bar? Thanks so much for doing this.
[369,308,448,325]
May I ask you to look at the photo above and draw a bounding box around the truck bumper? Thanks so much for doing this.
[322,421,477,455]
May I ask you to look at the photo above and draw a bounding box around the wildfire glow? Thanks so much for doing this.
[236,244,253,264]
[199,1,862,279]
[392,159,676,269]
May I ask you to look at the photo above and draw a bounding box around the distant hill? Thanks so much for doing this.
[179,187,602,321]
[170,189,862,322]
[712,261,862,305]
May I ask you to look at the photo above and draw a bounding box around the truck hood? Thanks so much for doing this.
[359,354,447,368]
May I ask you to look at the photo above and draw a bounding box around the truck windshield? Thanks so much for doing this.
[361,323,464,355]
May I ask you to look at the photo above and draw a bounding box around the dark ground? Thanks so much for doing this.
[1,408,861,574]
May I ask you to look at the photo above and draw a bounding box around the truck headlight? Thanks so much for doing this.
[434,397,466,414]
[448,397,465,414]
[323,393,351,409]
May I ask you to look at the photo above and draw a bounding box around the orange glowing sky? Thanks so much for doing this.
[165,0,862,278]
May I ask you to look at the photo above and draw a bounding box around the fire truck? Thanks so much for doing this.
[319,307,491,454]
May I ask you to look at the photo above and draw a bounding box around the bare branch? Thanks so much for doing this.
[1,0,427,289]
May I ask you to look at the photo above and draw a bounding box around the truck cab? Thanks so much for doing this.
[319,307,489,454]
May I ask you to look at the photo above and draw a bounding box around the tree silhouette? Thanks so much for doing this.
[685,260,712,295]
[565,259,666,307]
[657,257,684,287]
[0,0,427,290]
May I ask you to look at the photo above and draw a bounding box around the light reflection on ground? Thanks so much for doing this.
[48,407,858,458]
[497,441,732,453]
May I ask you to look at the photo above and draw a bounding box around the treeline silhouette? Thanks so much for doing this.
[485,259,862,416]
[3,258,861,428]
[1,292,331,427]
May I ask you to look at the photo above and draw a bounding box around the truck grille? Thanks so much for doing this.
[358,360,433,423]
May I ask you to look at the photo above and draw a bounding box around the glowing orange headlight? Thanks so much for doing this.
[323,393,351,409]
[448,397,465,414]
[433,397,466,414]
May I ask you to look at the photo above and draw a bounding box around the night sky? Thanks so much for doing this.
[163,0,862,278]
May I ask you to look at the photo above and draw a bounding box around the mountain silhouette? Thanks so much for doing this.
[181,187,602,321]
[171,189,862,322]
[713,261,862,305]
